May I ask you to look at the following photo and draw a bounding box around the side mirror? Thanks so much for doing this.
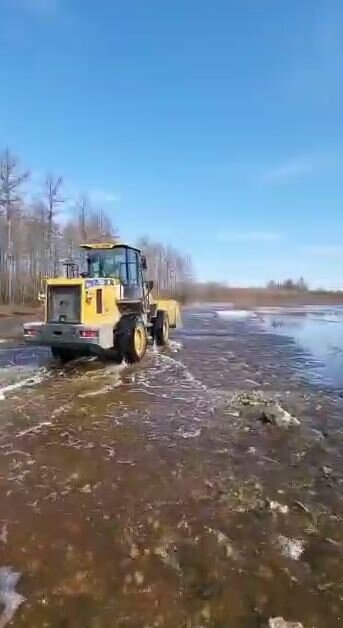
[147,280,154,292]
[141,255,147,271]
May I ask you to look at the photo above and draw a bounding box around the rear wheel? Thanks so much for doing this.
[51,347,74,362]
[117,316,147,363]
[153,310,169,346]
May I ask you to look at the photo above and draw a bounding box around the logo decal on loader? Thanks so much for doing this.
[85,279,114,288]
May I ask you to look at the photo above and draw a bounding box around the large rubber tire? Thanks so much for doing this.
[153,310,169,346]
[117,316,147,363]
[51,347,75,363]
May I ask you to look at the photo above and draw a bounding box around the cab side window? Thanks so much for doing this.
[127,249,140,286]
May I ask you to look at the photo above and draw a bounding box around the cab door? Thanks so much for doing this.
[122,248,144,300]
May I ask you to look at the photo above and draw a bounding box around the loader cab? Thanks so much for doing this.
[81,243,145,301]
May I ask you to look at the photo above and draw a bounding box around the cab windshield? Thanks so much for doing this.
[86,247,140,286]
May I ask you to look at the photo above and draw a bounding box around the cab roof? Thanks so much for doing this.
[80,242,141,252]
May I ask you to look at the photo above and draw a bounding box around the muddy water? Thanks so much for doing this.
[1,307,343,627]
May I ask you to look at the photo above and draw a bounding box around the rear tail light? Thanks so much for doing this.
[79,329,98,338]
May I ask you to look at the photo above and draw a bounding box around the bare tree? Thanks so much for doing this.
[0,146,194,305]
[43,174,64,276]
[0,148,29,302]
[77,194,89,243]
[137,236,194,296]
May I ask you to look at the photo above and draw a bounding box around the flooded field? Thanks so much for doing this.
[1,306,343,627]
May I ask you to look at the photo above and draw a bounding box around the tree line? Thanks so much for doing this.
[266,277,308,291]
[0,148,193,304]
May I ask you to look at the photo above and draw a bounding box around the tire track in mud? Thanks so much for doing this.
[0,339,218,446]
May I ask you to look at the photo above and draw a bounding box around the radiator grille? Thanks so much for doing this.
[47,285,81,324]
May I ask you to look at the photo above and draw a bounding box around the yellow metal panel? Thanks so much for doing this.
[44,278,121,328]
[82,283,121,326]
[44,278,84,323]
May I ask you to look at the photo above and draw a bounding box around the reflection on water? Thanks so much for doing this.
[259,306,343,387]
[0,307,343,626]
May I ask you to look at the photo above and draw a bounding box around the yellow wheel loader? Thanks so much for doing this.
[23,242,181,363]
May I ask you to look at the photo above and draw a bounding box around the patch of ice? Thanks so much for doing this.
[189,312,216,318]
[310,312,342,323]
[0,567,25,628]
[216,309,256,319]
[269,618,304,628]
[178,428,201,439]
[269,500,289,515]
[277,535,304,560]
[261,403,300,428]
[80,484,92,493]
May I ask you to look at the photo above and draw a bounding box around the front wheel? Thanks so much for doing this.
[117,316,147,363]
[153,310,169,346]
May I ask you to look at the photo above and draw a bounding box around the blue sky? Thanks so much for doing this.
[0,0,342,288]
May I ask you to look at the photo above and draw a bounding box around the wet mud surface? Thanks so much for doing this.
[0,306,343,627]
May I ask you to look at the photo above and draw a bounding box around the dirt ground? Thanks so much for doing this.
[0,306,42,339]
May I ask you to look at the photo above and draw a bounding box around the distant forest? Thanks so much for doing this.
[0,148,194,304]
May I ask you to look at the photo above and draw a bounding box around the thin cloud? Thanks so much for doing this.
[218,231,283,243]
[301,245,343,258]
[89,189,120,205]
[262,157,318,184]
